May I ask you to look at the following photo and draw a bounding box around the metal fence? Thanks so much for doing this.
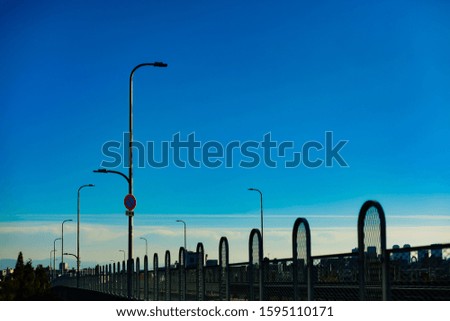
[52,200,450,300]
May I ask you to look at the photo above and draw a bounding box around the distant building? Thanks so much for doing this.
[59,262,69,272]
[392,245,402,261]
[430,244,443,260]
[418,249,428,262]
[367,246,377,259]
[401,244,411,263]
[1,268,14,278]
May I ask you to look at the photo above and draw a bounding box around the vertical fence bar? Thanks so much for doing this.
[218,237,230,301]
[144,255,148,300]
[196,243,205,301]
[153,253,159,301]
[292,218,312,300]
[249,229,263,301]
[165,250,171,301]
[130,259,135,299]
[136,257,141,300]
[179,247,186,301]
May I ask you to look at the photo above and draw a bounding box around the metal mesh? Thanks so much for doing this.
[219,238,229,300]
[312,253,359,300]
[264,259,294,300]
[250,231,261,300]
[362,206,383,300]
[389,245,450,300]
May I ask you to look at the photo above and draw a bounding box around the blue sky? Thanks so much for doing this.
[1,0,449,266]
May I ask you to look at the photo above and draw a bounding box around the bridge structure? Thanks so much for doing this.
[52,200,450,300]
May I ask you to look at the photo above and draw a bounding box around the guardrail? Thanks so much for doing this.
[52,200,450,300]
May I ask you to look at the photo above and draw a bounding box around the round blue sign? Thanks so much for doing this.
[124,194,137,211]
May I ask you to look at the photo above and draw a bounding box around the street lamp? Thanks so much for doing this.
[64,253,78,260]
[248,187,264,255]
[128,62,167,295]
[53,237,61,279]
[95,61,167,299]
[176,220,187,250]
[77,184,94,287]
[61,219,73,275]
[50,250,56,276]
[139,237,148,257]
[93,169,130,184]
[119,249,126,262]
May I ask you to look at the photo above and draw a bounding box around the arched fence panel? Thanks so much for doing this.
[219,237,230,300]
[135,257,141,300]
[249,229,263,301]
[143,255,148,300]
[358,200,388,301]
[165,250,171,301]
[196,242,205,301]
[178,247,186,301]
[292,217,312,300]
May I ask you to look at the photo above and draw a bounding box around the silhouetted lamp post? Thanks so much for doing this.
[53,237,61,279]
[61,219,73,275]
[176,219,187,250]
[248,187,264,255]
[94,61,167,299]
[140,237,148,257]
[77,184,94,287]
[50,250,56,277]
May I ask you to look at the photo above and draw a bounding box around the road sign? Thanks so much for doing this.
[125,210,134,217]
[124,194,137,211]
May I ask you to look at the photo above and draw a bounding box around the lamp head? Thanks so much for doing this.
[153,62,168,67]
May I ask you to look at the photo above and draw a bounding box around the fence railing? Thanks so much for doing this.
[52,200,450,301]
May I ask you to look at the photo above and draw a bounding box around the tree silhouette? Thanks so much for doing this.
[0,251,52,300]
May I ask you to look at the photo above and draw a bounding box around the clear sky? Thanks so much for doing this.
[1,0,449,267]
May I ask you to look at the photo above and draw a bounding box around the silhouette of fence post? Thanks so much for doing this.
[165,250,171,301]
[121,260,126,298]
[358,200,389,300]
[219,237,230,300]
[112,262,116,295]
[292,218,312,300]
[249,229,263,301]
[178,247,186,301]
[130,259,135,299]
[136,257,141,300]
[196,242,205,300]
[144,255,148,300]
[153,253,159,301]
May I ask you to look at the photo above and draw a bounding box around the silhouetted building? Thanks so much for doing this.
[367,246,377,259]
[430,244,443,260]
[402,244,411,263]
[392,245,402,261]
[418,249,428,262]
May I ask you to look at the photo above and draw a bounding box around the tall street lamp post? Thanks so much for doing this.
[176,220,187,250]
[248,187,264,256]
[53,237,61,279]
[95,61,167,299]
[61,219,73,275]
[77,184,94,288]
[50,250,56,277]
[140,237,148,257]
[127,62,167,298]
